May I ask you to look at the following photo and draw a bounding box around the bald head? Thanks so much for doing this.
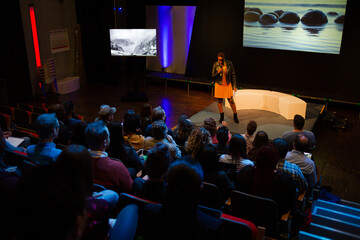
[294,134,309,152]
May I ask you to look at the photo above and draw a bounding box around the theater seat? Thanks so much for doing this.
[230,190,279,239]
[18,103,34,112]
[199,182,223,210]
[14,109,31,130]
[0,113,11,131]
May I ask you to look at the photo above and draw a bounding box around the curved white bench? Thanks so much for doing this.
[225,89,306,120]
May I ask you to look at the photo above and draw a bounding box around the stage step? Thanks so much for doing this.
[312,200,360,225]
[306,223,360,240]
[340,199,360,209]
[299,231,331,240]
[312,214,360,235]
[313,199,360,216]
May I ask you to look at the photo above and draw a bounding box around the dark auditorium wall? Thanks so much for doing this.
[186,0,360,102]
[0,1,33,104]
[2,0,78,101]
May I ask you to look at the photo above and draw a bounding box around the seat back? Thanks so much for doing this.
[197,205,222,219]
[30,112,41,130]
[221,213,256,240]
[218,162,236,180]
[33,106,48,114]
[21,160,39,175]
[4,150,29,168]
[0,113,11,131]
[230,190,279,238]
[199,182,223,210]
[0,105,15,119]
[14,109,31,129]
[18,103,34,112]
[118,193,160,210]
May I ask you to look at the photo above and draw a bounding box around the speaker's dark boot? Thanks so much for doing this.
[219,112,224,123]
[233,113,239,124]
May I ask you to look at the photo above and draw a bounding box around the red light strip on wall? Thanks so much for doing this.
[29,5,41,67]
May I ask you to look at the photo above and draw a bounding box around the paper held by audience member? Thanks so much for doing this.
[7,137,24,147]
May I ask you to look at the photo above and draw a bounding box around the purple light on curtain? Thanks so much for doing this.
[158,6,173,68]
[185,6,196,50]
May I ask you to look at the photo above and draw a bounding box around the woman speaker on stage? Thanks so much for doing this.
[212,52,239,124]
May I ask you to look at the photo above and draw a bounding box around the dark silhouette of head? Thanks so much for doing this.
[216,126,229,145]
[229,134,248,159]
[35,113,59,141]
[175,118,194,143]
[63,100,75,119]
[85,121,109,151]
[253,143,280,198]
[152,106,166,122]
[123,110,141,135]
[165,159,203,208]
[70,121,88,146]
[293,114,305,130]
[246,120,257,135]
[196,144,218,174]
[202,117,217,137]
[253,130,269,149]
[14,163,87,240]
[145,142,170,181]
[140,103,152,118]
[273,138,289,159]
[56,145,94,196]
[294,134,309,152]
[48,103,67,122]
[152,120,168,140]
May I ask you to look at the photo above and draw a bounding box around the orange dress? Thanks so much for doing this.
[214,65,233,99]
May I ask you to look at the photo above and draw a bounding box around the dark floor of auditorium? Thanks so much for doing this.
[42,78,360,204]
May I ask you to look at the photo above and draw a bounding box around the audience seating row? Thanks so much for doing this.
[118,193,259,240]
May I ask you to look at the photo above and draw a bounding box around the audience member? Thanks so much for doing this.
[0,128,22,175]
[197,144,235,203]
[282,114,316,151]
[273,138,308,194]
[26,113,62,164]
[285,134,317,188]
[144,106,174,138]
[123,110,145,151]
[95,104,116,125]
[140,103,153,135]
[55,145,118,239]
[1,127,29,155]
[185,127,212,158]
[85,122,133,194]
[214,125,230,155]
[202,117,218,144]
[132,142,170,203]
[70,121,88,146]
[236,144,297,216]
[247,130,269,161]
[107,121,144,172]
[56,145,119,208]
[48,103,73,145]
[63,100,83,132]
[173,115,194,147]
[0,169,20,239]
[13,164,87,240]
[241,120,257,153]
[219,134,254,171]
[144,121,181,160]
[141,160,223,240]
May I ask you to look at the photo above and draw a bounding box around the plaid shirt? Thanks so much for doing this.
[276,158,308,194]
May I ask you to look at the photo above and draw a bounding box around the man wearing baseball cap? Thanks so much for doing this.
[95,104,116,125]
